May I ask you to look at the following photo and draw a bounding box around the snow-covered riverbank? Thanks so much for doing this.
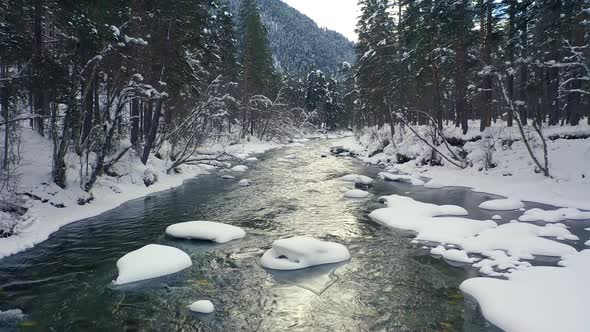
[0,129,284,259]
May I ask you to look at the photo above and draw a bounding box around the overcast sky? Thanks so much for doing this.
[281,0,360,42]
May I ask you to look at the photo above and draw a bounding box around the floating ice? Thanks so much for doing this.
[344,189,369,199]
[461,222,577,259]
[165,221,245,243]
[479,198,524,211]
[113,244,192,285]
[460,250,590,332]
[260,236,350,270]
[188,300,215,314]
[238,179,252,187]
[518,207,590,223]
[378,172,425,186]
[231,165,248,172]
[340,174,374,185]
[443,249,476,263]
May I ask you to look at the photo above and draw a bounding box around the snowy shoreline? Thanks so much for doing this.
[0,133,283,260]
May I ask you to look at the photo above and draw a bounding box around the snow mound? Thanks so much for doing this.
[518,207,590,223]
[344,189,369,199]
[238,179,252,187]
[443,249,476,263]
[424,179,446,189]
[378,172,425,185]
[473,250,532,277]
[231,165,248,172]
[246,157,258,162]
[461,222,578,259]
[221,175,235,180]
[460,250,590,332]
[165,221,245,243]
[283,154,296,160]
[479,198,524,211]
[491,215,502,220]
[260,236,350,270]
[113,244,192,285]
[188,300,215,314]
[430,245,446,255]
[340,174,374,185]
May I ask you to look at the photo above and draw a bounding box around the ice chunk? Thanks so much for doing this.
[188,300,214,314]
[340,174,374,185]
[443,249,476,263]
[519,207,590,223]
[238,179,252,187]
[491,215,502,220]
[231,165,248,172]
[378,172,425,186]
[260,236,350,270]
[479,198,524,210]
[460,250,590,332]
[165,221,245,243]
[113,244,192,285]
[344,189,369,199]
[461,222,577,259]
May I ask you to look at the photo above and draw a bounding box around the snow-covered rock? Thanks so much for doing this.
[113,244,192,285]
[188,300,215,314]
[238,179,252,187]
[461,222,578,259]
[340,174,373,185]
[143,168,158,187]
[245,157,258,162]
[231,165,248,172]
[378,172,425,185]
[424,179,446,189]
[260,236,350,270]
[443,249,476,263]
[460,250,590,332]
[491,215,502,220]
[221,175,235,180]
[165,221,245,243]
[430,245,446,255]
[343,189,369,199]
[283,154,296,160]
[473,250,532,277]
[478,198,525,210]
[518,207,590,223]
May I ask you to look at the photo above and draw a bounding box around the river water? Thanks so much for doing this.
[1,139,585,331]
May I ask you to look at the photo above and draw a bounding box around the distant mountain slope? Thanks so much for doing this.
[228,0,356,77]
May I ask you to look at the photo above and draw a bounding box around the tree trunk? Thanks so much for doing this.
[141,97,166,165]
[32,0,46,136]
[455,0,468,135]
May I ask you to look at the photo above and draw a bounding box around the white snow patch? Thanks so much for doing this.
[461,250,590,332]
[188,300,214,314]
[260,236,350,270]
[238,179,252,187]
[113,244,192,285]
[221,175,235,180]
[165,221,245,243]
[231,165,248,172]
[479,198,524,211]
[518,207,590,223]
[378,172,425,186]
[430,245,446,255]
[344,189,369,199]
[283,154,296,160]
[443,249,476,263]
[491,215,502,220]
[340,174,374,185]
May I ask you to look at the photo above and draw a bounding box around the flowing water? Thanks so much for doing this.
[1,139,587,331]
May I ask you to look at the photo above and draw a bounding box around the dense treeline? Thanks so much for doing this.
[0,0,350,193]
[351,0,590,132]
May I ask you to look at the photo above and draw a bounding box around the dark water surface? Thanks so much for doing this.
[2,139,585,331]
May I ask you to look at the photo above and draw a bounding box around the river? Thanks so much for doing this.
[2,139,575,331]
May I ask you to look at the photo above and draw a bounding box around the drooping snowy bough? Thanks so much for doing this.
[260,236,351,270]
[165,221,246,243]
[113,244,192,285]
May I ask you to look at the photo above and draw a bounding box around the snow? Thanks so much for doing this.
[340,174,374,185]
[378,172,425,186]
[188,300,215,314]
[473,250,532,277]
[461,250,590,332]
[491,215,502,220]
[238,179,252,187]
[518,207,590,223]
[0,130,280,259]
[113,244,192,285]
[165,221,245,243]
[478,198,525,211]
[245,157,258,162]
[343,189,369,199]
[221,175,236,180]
[443,249,476,263]
[283,154,297,160]
[430,245,446,255]
[260,236,351,270]
[461,222,578,259]
[231,165,248,172]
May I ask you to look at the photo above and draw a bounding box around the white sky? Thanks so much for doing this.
[281,0,360,42]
